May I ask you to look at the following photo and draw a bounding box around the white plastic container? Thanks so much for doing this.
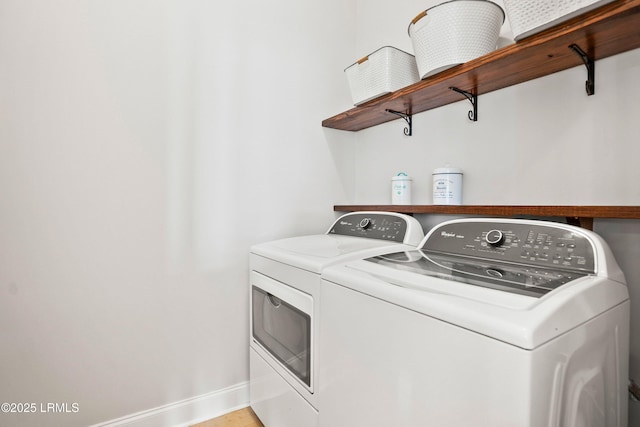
[408,0,505,79]
[433,167,463,205]
[504,0,615,41]
[391,173,412,205]
[344,46,420,106]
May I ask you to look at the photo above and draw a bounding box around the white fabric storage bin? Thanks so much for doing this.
[504,0,616,41]
[408,0,505,79]
[344,46,420,106]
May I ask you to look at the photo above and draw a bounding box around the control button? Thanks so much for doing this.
[359,218,372,229]
[485,229,505,247]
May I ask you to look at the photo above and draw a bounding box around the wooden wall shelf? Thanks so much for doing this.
[333,205,640,230]
[323,0,640,132]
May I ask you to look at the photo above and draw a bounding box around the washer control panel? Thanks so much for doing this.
[328,213,409,242]
[422,220,596,273]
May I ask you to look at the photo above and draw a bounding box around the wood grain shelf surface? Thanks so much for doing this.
[323,0,640,131]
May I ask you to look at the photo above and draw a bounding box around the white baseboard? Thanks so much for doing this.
[90,381,250,427]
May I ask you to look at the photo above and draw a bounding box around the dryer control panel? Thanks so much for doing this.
[328,213,408,242]
[422,220,596,273]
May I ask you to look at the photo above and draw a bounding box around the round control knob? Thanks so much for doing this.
[359,218,372,229]
[485,229,505,247]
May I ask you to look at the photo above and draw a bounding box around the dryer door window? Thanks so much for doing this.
[252,285,311,387]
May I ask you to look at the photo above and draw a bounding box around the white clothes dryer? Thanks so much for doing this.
[249,212,424,427]
[319,218,630,427]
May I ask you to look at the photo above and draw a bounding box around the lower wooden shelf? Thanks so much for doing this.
[333,205,640,230]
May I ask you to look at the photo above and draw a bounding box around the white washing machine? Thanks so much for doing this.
[249,212,424,427]
[319,218,630,427]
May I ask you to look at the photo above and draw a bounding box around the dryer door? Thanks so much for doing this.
[251,273,313,390]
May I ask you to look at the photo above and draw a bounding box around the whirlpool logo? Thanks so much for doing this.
[441,231,464,239]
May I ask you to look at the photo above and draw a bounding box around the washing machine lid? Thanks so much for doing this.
[251,234,417,274]
[366,249,587,298]
[325,257,628,349]
[250,212,424,274]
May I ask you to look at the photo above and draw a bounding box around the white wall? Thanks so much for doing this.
[2,0,638,425]
[331,0,640,424]
[0,1,355,426]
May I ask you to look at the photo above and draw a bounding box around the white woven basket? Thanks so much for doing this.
[408,0,504,79]
[344,46,420,106]
[504,0,616,41]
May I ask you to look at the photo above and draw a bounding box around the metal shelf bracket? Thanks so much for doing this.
[569,44,595,96]
[449,87,478,121]
[385,109,412,136]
